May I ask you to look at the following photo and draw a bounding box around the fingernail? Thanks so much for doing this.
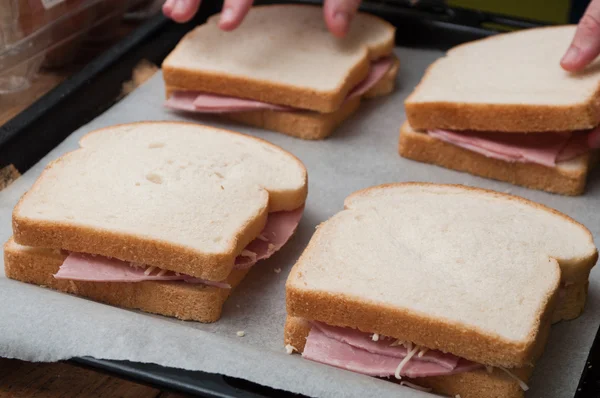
[334,11,350,26]
[173,0,189,16]
[220,8,234,25]
[163,0,176,13]
[562,46,580,65]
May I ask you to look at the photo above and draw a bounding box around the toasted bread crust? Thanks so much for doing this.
[553,282,589,323]
[12,122,308,281]
[12,206,266,282]
[405,95,600,133]
[287,183,597,367]
[398,122,591,196]
[165,57,399,140]
[4,238,249,322]
[284,316,532,398]
[224,99,361,140]
[162,5,395,113]
[286,286,556,368]
[404,26,600,133]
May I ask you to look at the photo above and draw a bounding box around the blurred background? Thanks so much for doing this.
[450,0,587,24]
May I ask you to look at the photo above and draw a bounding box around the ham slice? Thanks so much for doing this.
[589,126,600,148]
[235,206,304,269]
[54,207,304,285]
[164,91,198,112]
[557,131,591,162]
[303,327,482,378]
[346,57,394,99]
[165,57,394,114]
[190,94,295,113]
[428,128,599,168]
[310,322,459,370]
[55,254,231,288]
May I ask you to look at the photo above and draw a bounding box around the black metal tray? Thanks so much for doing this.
[1,1,598,397]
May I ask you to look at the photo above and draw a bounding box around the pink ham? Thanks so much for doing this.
[165,57,394,114]
[165,91,295,114]
[303,327,482,378]
[192,94,294,113]
[557,131,590,162]
[428,128,599,168]
[54,206,304,285]
[310,322,460,370]
[347,57,394,99]
[55,254,230,288]
[587,126,600,148]
[164,91,199,112]
[235,206,304,269]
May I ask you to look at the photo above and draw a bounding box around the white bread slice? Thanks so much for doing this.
[398,122,593,196]
[286,183,597,368]
[165,56,400,140]
[4,238,247,323]
[405,25,600,132]
[284,316,534,398]
[162,5,395,113]
[12,122,308,281]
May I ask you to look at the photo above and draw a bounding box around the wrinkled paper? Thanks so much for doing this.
[1,47,599,398]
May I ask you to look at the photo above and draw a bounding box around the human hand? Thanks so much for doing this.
[561,0,600,71]
[162,0,362,37]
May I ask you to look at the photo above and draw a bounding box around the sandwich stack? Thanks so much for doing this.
[401,26,600,195]
[5,122,308,322]
[286,183,597,398]
[163,5,400,140]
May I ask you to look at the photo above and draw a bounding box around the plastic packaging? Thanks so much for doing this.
[0,0,132,94]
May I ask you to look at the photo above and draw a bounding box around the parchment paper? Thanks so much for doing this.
[1,47,599,398]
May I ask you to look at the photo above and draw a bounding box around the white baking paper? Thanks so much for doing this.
[1,47,599,398]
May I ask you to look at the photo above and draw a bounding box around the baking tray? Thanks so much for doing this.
[1,1,598,397]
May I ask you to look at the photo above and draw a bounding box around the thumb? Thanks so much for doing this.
[561,0,600,72]
[323,0,361,38]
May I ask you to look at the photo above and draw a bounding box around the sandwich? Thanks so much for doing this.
[401,26,600,196]
[5,121,308,323]
[285,183,597,398]
[162,5,399,140]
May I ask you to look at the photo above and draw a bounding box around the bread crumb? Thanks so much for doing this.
[69,281,78,294]
[399,381,431,392]
[236,331,245,337]
[371,333,379,342]
[285,344,297,354]
[274,268,281,274]
[0,164,20,191]
[455,395,461,398]
[120,60,159,97]
[257,234,268,241]
[241,250,257,261]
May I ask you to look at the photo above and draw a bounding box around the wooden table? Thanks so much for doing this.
[0,20,189,398]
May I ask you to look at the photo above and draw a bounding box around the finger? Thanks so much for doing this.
[218,0,255,31]
[162,0,177,17]
[167,0,202,23]
[561,0,600,71]
[323,0,361,38]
